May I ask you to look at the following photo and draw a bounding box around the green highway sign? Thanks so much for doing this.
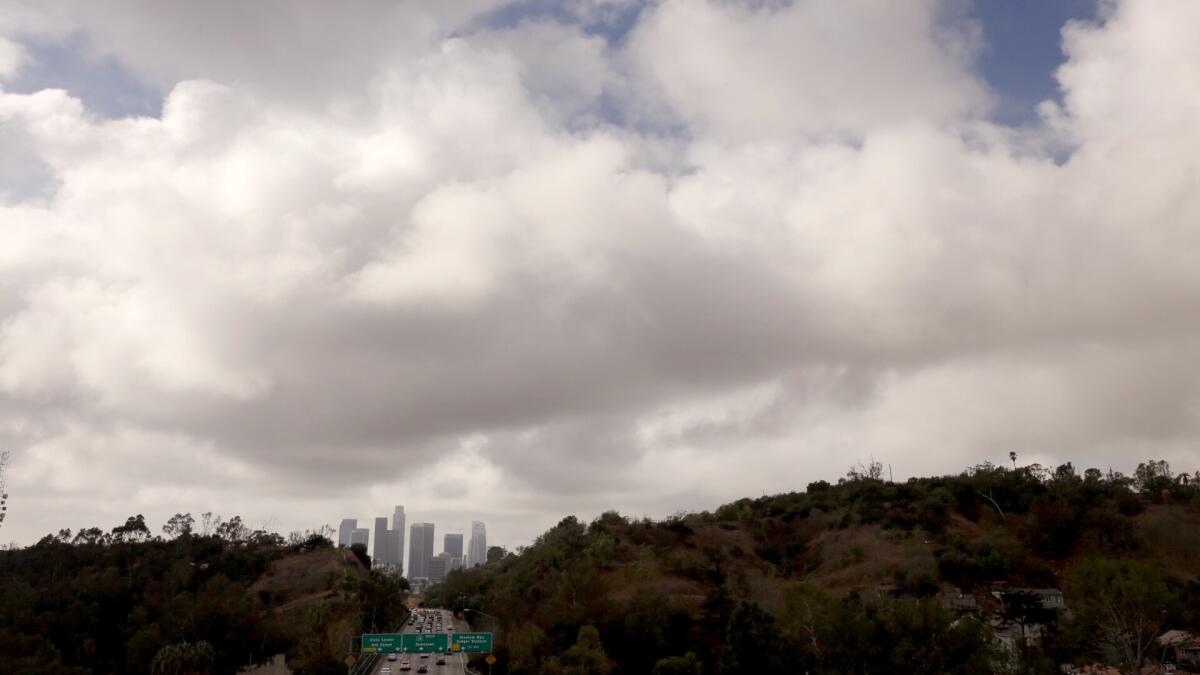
[451,632,494,653]
[360,633,449,654]
[361,633,402,653]
[401,632,449,654]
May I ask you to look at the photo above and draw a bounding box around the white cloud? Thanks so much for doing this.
[0,1,1198,551]
[628,0,990,140]
[0,35,26,80]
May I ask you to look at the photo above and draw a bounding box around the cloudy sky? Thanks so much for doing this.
[1,0,1198,551]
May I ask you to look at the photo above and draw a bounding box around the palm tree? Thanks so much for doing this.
[1009,451,1017,470]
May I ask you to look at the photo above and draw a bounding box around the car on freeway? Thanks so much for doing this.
[399,661,412,671]
[388,653,398,661]
[419,653,429,659]
[436,658,446,665]
[417,667,428,674]
[382,669,390,675]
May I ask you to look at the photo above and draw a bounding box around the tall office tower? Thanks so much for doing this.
[392,506,406,572]
[350,528,370,547]
[373,517,391,563]
[338,518,358,548]
[444,533,464,559]
[408,522,436,579]
[467,521,487,567]
[429,552,452,583]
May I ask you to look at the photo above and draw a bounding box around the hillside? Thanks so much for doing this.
[427,460,1200,674]
[0,526,406,675]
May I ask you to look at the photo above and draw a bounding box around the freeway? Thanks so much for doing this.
[372,607,469,675]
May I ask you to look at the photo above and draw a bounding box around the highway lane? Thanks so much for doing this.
[372,608,468,675]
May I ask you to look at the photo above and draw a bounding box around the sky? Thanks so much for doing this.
[1,0,1199,552]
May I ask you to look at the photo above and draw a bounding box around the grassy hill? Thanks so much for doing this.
[428,460,1200,674]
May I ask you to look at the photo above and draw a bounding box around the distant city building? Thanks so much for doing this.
[449,556,464,572]
[338,518,357,548]
[392,505,406,574]
[408,522,435,579]
[444,533,463,559]
[429,552,453,583]
[373,517,390,563]
[467,521,487,567]
[350,528,370,547]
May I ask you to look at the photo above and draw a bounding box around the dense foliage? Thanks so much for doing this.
[427,459,1200,674]
[0,515,407,674]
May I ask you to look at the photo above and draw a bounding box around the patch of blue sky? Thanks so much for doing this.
[470,0,648,46]
[968,0,1098,126]
[5,32,162,120]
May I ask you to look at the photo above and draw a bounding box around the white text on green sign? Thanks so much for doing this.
[451,632,494,653]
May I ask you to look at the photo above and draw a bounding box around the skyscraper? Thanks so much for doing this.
[350,528,370,547]
[444,533,463,558]
[408,522,435,579]
[373,517,390,564]
[429,552,452,583]
[338,518,357,548]
[393,505,406,573]
[467,521,487,567]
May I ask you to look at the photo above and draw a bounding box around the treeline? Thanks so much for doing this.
[426,459,1200,674]
[0,513,407,675]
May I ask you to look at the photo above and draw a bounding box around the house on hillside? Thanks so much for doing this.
[1159,630,1200,667]
[994,587,1066,610]
[938,588,979,614]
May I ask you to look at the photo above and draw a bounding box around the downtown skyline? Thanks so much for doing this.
[337,506,489,580]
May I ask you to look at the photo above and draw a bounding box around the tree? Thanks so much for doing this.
[1134,460,1173,501]
[722,601,788,675]
[112,514,152,543]
[198,512,218,536]
[547,625,613,675]
[1066,559,1172,671]
[350,543,371,569]
[486,545,509,563]
[1001,590,1055,642]
[846,458,884,482]
[652,652,702,675]
[72,526,109,545]
[162,513,194,539]
[151,641,215,675]
[215,515,249,542]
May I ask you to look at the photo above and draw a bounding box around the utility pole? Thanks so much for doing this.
[0,451,11,535]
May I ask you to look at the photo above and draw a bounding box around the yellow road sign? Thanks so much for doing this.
[486,655,497,665]
[344,655,356,666]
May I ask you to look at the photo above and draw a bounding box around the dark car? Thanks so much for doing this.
[436,658,446,665]
[417,667,428,674]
